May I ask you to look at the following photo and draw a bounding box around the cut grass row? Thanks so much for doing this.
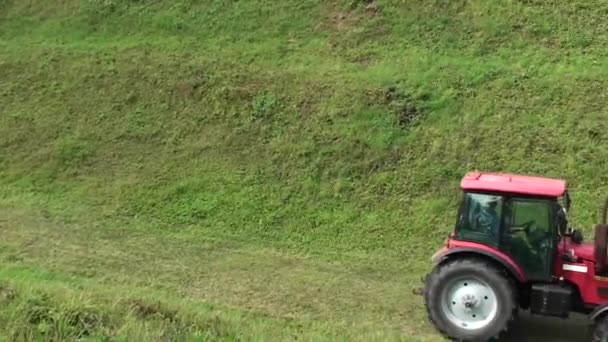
[0,207,435,341]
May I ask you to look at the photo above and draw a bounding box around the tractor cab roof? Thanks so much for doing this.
[461,172,567,197]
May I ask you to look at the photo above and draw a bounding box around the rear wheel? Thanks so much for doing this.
[424,258,517,341]
[593,314,608,342]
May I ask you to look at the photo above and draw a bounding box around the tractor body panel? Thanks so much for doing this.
[554,237,608,306]
[433,239,527,282]
[562,239,595,262]
[461,172,567,197]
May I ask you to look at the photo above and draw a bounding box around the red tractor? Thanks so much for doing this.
[423,172,608,341]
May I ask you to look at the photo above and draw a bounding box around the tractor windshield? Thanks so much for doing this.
[502,197,555,279]
[455,192,560,279]
[456,193,503,246]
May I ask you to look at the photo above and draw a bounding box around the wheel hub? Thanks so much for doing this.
[462,294,478,309]
[441,278,498,330]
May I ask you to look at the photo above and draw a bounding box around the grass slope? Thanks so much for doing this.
[1,0,608,340]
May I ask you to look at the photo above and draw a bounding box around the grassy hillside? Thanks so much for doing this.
[1,0,608,340]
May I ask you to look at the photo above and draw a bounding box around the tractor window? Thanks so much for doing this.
[456,193,503,246]
[503,199,554,280]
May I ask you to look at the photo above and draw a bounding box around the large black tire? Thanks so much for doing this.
[593,315,608,342]
[423,258,517,341]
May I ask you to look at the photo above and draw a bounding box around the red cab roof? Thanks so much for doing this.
[461,172,567,197]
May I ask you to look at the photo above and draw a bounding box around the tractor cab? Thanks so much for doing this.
[422,171,608,341]
[454,172,570,280]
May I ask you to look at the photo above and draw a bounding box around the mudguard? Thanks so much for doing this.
[433,243,527,283]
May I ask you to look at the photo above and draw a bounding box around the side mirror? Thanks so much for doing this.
[557,208,568,236]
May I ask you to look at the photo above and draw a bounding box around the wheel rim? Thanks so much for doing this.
[440,276,499,330]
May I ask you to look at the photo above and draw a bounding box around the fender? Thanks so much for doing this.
[433,240,527,282]
[590,304,608,321]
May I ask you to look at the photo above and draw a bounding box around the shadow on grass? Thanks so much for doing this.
[501,311,590,341]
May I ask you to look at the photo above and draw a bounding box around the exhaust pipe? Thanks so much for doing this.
[595,198,608,274]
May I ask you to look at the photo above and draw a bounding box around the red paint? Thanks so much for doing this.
[554,237,608,305]
[562,239,595,262]
[461,171,567,197]
[434,239,527,281]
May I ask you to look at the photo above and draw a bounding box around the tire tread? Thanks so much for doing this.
[423,257,517,341]
[593,314,608,342]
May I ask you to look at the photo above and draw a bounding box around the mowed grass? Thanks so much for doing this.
[2,0,608,340]
[0,208,433,341]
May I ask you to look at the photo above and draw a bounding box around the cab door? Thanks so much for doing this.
[501,197,555,280]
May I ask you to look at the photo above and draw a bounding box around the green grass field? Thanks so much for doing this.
[1,0,608,340]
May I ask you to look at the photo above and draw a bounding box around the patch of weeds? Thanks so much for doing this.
[174,69,207,100]
[82,0,119,23]
[13,293,109,340]
[251,92,279,120]
[196,316,236,337]
[349,0,379,12]
[126,299,178,322]
[126,299,237,339]
[175,82,195,99]
[170,198,215,223]
[22,294,53,325]
[383,86,424,128]
[0,0,13,17]
[56,137,94,169]
[0,282,18,303]
[157,16,188,33]
[62,306,107,337]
